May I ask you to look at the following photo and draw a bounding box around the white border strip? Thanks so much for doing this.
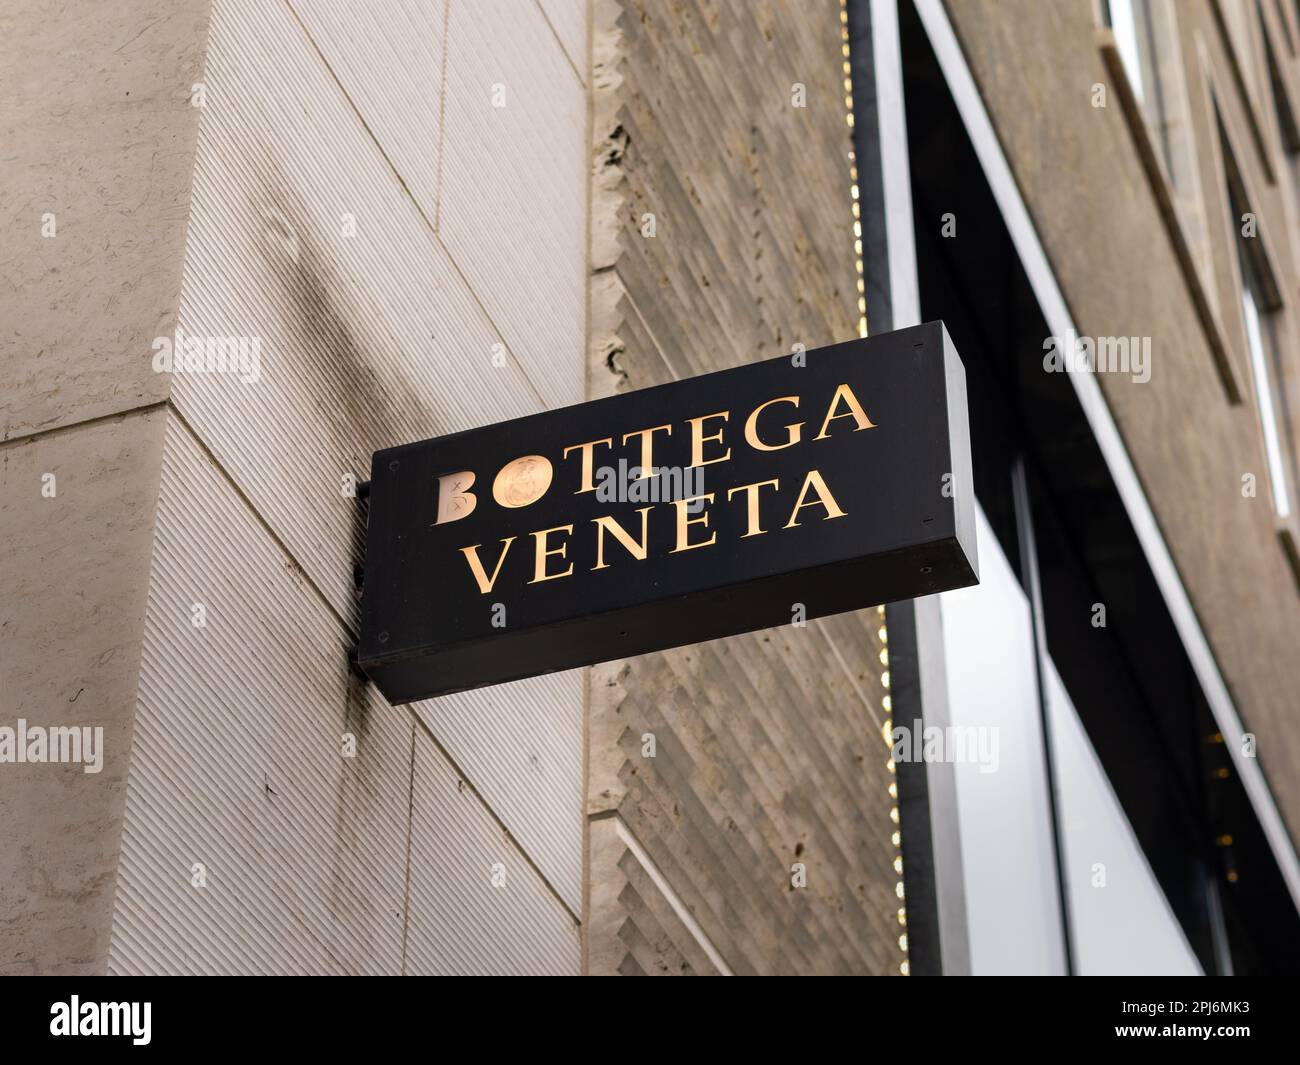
[872,0,922,328]
[873,0,976,975]
[911,0,1300,908]
[614,816,734,975]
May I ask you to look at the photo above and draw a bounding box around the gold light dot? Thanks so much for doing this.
[890,806,899,824]
[900,960,910,976]
[892,830,901,847]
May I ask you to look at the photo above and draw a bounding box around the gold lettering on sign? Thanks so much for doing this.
[744,396,803,451]
[726,479,780,538]
[784,470,847,527]
[814,383,876,439]
[436,471,477,525]
[530,524,575,584]
[687,411,731,468]
[460,537,516,593]
[592,507,652,569]
[492,455,553,508]
[622,425,673,478]
[563,438,613,493]
[449,379,878,592]
[670,493,717,552]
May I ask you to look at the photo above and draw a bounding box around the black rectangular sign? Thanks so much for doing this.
[357,321,977,702]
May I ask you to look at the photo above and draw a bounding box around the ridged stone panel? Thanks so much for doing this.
[404,728,581,974]
[288,0,445,227]
[412,672,584,914]
[109,415,412,974]
[440,0,587,407]
[539,0,588,81]
[174,0,542,626]
[170,0,585,910]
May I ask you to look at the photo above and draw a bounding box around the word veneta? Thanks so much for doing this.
[436,383,876,594]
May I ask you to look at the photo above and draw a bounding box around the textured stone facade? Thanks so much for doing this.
[943,0,1300,846]
[585,0,904,975]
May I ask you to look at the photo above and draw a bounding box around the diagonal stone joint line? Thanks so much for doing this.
[600,810,735,975]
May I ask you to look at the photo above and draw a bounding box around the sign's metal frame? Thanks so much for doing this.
[356,320,977,702]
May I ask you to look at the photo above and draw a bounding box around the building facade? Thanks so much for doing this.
[3,0,1299,975]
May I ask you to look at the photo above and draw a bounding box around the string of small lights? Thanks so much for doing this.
[880,605,908,976]
[840,0,907,976]
[839,1,869,340]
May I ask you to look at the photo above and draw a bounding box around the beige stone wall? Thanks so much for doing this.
[943,0,1300,844]
[0,0,210,975]
[3,0,590,974]
[585,0,904,975]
